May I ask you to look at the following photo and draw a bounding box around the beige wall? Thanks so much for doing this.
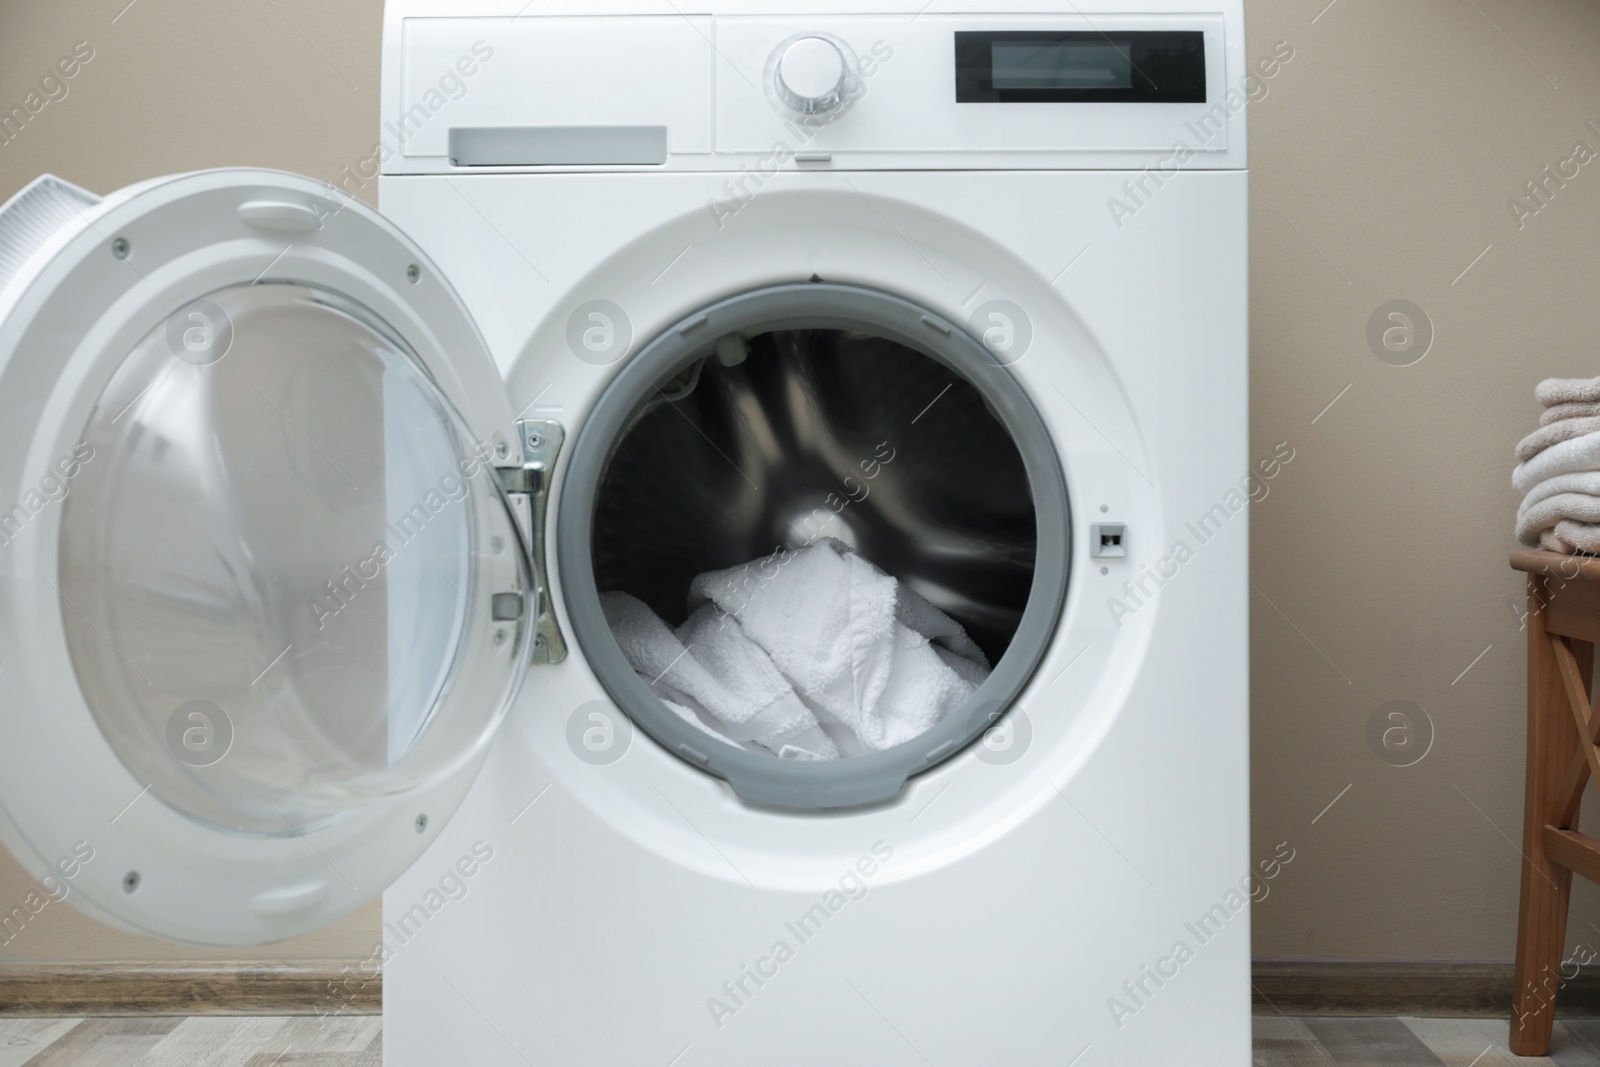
[1246,0,1600,960]
[1,0,1598,967]
[0,0,387,966]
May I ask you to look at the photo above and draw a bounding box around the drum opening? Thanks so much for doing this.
[558,284,1069,807]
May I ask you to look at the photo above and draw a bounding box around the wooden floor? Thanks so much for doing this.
[0,1015,379,1065]
[2,1013,1599,1064]
[1253,1014,1600,1065]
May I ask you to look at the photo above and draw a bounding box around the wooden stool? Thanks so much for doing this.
[1510,549,1600,1054]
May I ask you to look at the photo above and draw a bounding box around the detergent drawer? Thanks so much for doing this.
[394,16,713,162]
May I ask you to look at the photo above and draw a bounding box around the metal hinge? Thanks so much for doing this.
[494,419,567,665]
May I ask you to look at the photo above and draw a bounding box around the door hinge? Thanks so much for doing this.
[495,419,567,665]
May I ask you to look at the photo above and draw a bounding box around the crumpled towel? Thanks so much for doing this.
[1536,376,1600,407]
[602,539,990,759]
[1516,416,1600,462]
[601,591,839,760]
[1512,431,1600,494]
[1542,401,1600,426]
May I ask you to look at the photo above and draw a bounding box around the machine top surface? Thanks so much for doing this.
[379,0,1249,173]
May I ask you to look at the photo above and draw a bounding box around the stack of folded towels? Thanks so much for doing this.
[600,538,991,760]
[1515,375,1600,554]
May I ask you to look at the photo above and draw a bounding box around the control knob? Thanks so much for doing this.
[775,36,850,115]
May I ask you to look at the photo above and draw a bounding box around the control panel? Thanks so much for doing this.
[384,8,1243,173]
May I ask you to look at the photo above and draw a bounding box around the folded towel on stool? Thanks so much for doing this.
[1513,430,1600,494]
[1542,401,1600,426]
[1540,520,1600,555]
[602,539,990,759]
[1536,376,1600,407]
[1516,416,1600,462]
[1520,471,1600,514]
[1517,492,1600,547]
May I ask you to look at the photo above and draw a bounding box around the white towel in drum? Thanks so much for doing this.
[601,539,990,759]
[690,539,990,755]
[600,590,839,759]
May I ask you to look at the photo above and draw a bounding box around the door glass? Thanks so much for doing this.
[58,284,529,834]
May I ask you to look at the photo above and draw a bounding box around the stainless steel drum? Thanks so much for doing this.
[591,327,1036,663]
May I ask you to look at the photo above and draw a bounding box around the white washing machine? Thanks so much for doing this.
[0,1,1248,1063]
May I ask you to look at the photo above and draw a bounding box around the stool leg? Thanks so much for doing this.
[1511,579,1581,1056]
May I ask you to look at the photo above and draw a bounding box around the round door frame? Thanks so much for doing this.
[557,282,1070,809]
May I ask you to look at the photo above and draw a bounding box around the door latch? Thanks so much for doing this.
[495,419,567,665]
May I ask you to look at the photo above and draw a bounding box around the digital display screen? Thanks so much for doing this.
[989,41,1134,90]
[955,30,1206,104]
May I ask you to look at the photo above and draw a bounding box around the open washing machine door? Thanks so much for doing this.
[0,169,544,945]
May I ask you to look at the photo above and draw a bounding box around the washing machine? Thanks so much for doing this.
[0,1,1248,1063]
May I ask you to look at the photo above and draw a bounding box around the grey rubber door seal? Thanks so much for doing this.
[556,282,1070,810]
